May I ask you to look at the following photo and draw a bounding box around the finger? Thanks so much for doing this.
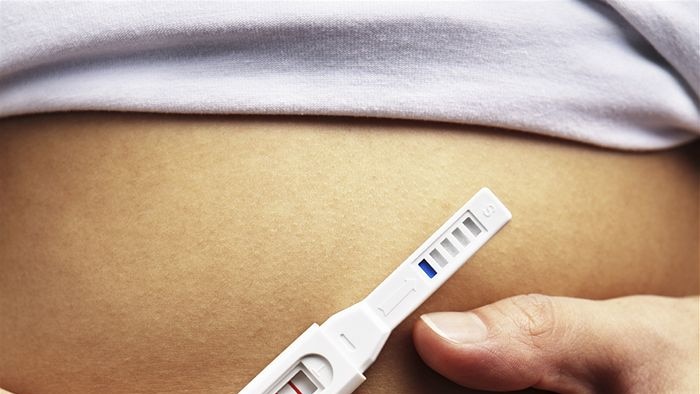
[413,294,624,393]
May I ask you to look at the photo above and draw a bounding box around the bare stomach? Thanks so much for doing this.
[0,113,697,394]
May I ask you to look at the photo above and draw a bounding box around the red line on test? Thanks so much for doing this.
[288,381,302,394]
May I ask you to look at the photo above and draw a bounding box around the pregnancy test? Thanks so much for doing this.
[240,188,511,394]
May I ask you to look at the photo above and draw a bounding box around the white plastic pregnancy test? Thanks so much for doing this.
[240,188,511,394]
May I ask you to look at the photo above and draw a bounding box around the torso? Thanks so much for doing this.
[0,112,697,394]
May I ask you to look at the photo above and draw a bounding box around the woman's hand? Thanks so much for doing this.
[413,294,699,393]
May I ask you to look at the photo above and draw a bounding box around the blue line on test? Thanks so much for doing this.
[418,259,437,278]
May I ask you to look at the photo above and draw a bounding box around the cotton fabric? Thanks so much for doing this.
[1,1,698,150]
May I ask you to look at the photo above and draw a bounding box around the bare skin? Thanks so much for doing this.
[0,112,698,394]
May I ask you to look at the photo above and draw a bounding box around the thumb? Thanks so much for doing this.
[413,294,698,393]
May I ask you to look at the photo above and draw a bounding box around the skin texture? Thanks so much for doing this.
[0,112,698,394]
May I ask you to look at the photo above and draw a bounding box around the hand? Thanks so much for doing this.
[413,294,699,393]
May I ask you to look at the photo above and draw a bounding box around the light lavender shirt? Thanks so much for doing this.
[1,1,698,150]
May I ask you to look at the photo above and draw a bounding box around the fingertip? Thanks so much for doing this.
[412,313,497,389]
[413,312,538,391]
[412,314,448,368]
